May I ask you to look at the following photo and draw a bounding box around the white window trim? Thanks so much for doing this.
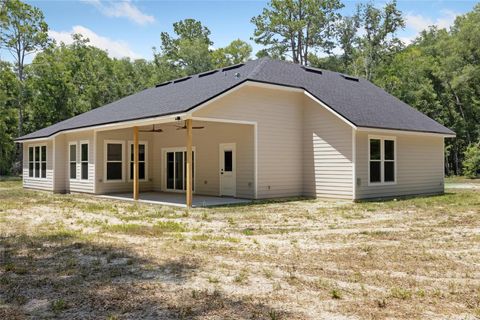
[368,135,397,186]
[104,140,125,183]
[68,141,78,180]
[127,140,148,182]
[162,146,196,193]
[80,140,89,181]
[28,144,47,180]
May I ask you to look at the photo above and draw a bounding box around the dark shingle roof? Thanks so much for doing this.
[17,58,454,140]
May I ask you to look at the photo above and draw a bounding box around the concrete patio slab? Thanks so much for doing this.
[98,191,251,207]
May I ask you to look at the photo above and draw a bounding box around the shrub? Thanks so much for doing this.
[463,143,480,178]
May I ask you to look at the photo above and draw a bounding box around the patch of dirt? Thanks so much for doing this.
[1,185,479,319]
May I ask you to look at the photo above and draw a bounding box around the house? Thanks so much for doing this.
[16,58,455,206]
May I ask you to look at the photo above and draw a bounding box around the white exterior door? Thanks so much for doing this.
[219,143,236,197]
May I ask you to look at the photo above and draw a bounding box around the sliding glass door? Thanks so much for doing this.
[165,149,194,192]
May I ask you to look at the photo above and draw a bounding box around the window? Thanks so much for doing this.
[28,145,47,179]
[81,142,89,180]
[224,150,233,172]
[129,142,147,181]
[28,147,34,177]
[369,136,396,184]
[41,146,46,178]
[105,141,124,181]
[34,146,40,178]
[69,143,77,179]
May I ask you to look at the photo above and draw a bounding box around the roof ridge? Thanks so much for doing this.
[247,58,269,79]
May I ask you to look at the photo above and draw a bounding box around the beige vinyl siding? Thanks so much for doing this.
[303,96,353,199]
[53,135,66,192]
[193,85,304,198]
[355,131,444,199]
[151,121,254,198]
[96,128,155,194]
[62,131,95,193]
[23,141,54,191]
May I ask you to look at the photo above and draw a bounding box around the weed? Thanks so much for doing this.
[234,268,249,284]
[263,268,274,279]
[268,309,280,320]
[390,287,412,300]
[51,299,68,312]
[331,288,342,299]
[242,228,254,236]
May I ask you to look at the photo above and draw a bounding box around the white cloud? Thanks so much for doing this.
[84,0,155,26]
[49,25,143,59]
[405,10,458,33]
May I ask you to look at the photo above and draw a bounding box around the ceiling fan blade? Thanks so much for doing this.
[139,125,163,133]
[176,126,205,130]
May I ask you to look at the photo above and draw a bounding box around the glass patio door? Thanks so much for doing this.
[166,150,194,192]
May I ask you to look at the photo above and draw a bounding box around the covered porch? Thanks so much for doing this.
[93,116,256,207]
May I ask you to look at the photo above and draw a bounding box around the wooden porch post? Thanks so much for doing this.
[186,119,193,207]
[133,126,139,201]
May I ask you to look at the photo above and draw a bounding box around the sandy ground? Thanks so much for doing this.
[0,181,479,319]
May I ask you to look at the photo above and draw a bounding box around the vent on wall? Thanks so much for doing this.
[302,66,323,75]
[341,74,359,82]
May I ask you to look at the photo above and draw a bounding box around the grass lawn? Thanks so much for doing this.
[1,179,479,319]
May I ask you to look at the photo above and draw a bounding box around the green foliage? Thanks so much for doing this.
[356,0,405,80]
[462,143,480,178]
[156,18,213,76]
[211,39,252,68]
[0,62,19,175]
[155,19,252,76]
[0,0,50,138]
[24,34,157,133]
[251,0,344,65]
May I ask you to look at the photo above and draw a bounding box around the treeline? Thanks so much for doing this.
[0,0,479,176]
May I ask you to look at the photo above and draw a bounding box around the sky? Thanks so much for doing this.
[3,0,479,61]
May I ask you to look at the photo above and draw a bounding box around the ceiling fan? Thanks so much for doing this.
[175,121,205,130]
[139,125,163,133]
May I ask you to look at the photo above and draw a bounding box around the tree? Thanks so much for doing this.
[0,0,50,137]
[155,19,213,76]
[336,14,360,71]
[356,0,404,80]
[0,61,19,175]
[251,0,343,65]
[462,143,480,178]
[211,39,252,68]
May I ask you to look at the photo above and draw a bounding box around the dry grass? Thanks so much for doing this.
[0,179,479,319]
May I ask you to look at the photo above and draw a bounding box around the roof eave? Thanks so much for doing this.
[356,126,456,137]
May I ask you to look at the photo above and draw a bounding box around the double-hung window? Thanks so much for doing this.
[28,147,34,177]
[129,142,147,181]
[28,145,46,178]
[69,143,77,179]
[80,142,89,180]
[105,141,124,181]
[369,136,396,184]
